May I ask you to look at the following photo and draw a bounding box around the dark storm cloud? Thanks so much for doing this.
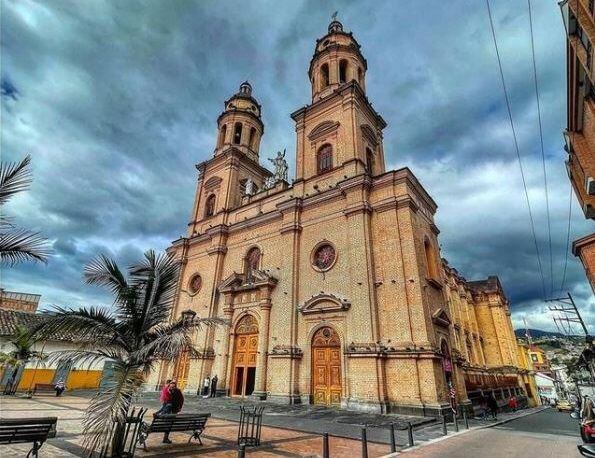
[1,0,592,331]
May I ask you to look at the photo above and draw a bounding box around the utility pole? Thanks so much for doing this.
[546,292,589,336]
[547,292,594,384]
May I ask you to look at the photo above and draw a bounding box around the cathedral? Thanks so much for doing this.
[148,20,524,416]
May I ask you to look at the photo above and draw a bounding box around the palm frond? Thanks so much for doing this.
[0,228,51,265]
[84,254,130,296]
[130,250,180,331]
[0,154,32,206]
[138,316,226,363]
[35,307,127,349]
[82,362,145,454]
[44,350,108,370]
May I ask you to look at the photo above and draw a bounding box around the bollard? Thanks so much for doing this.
[323,433,329,458]
[441,415,447,436]
[407,422,415,447]
[453,412,459,432]
[390,423,396,452]
[463,409,469,429]
[238,443,246,458]
[361,427,368,458]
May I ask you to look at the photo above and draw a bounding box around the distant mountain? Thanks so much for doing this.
[514,328,571,339]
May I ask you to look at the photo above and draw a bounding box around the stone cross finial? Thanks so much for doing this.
[332,11,338,21]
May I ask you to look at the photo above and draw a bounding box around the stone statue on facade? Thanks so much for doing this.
[268,149,288,182]
[244,177,255,196]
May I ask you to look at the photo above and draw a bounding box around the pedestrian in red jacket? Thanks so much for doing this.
[508,395,518,412]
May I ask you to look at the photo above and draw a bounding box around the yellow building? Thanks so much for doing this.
[516,342,540,407]
[150,20,525,416]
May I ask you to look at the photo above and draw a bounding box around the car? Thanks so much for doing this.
[582,422,595,444]
[556,400,573,412]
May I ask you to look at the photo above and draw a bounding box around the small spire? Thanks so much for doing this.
[328,11,343,33]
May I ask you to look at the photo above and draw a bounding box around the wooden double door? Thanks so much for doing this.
[312,327,342,406]
[231,315,259,397]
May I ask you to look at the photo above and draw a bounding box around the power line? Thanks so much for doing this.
[485,0,548,300]
[527,0,553,298]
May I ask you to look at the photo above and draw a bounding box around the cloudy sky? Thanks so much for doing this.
[2,0,593,333]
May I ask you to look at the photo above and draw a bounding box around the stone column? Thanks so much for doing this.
[214,294,234,396]
[252,294,272,399]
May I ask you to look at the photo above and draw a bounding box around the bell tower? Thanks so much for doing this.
[309,19,367,102]
[292,19,387,185]
[216,81,264,163]
[188,82,271,235]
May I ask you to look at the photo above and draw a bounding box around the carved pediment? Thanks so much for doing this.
[432,308,451,327]
[299,293,350,315]
[308,121,340,141]
[218,269,278,293]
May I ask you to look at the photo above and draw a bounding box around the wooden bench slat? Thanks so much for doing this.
[0,428,53,436]
[0,417,58,426]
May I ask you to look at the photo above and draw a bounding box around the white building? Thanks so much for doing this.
[534,372,558,402]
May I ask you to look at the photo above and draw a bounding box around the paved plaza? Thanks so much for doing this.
[0,391,553,457]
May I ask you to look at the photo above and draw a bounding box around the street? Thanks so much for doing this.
[401,408,581,457]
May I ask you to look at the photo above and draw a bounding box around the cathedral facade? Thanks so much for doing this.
[148,20,524,416]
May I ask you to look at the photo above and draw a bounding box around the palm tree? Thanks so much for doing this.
[36,250,223,455]
[0,325,44,394]
[0,154,51,265]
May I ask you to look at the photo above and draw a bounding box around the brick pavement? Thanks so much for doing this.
[0,393,548,457]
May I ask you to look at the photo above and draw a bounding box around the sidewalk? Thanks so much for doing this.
[379,406,550,457]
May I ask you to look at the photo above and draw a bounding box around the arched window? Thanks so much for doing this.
[317,144,333,173]
[339,59,348,83]
[233,122,243,144]
[205,194,216,217]
[218,124,227,147]
[424,237,438,279]
[244,247,261,280]
[248,127,256,149]
[320,63,329,89]
[366,147,374,173]
[357,67,363,84]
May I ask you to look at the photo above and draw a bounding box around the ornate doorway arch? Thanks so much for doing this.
[311,326,342,406]
[231,315,259,397]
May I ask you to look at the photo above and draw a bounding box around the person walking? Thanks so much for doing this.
[54,380,66,397]
[210,375,218,398]
[487,394,498,420]
[163,381,184,444]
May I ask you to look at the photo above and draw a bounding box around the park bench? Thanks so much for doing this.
[137,412,210,450]
[32,384,56,395]
[0,417,57,458]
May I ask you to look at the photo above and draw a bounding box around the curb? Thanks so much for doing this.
[379,406,550,457]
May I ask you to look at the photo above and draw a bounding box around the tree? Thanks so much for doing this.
[0,155,51,265]
[0,325,44,393]
[36,250,223,455]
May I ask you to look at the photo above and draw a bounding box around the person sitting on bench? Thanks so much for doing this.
[162,381,184,444]
[54,380,66,397]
